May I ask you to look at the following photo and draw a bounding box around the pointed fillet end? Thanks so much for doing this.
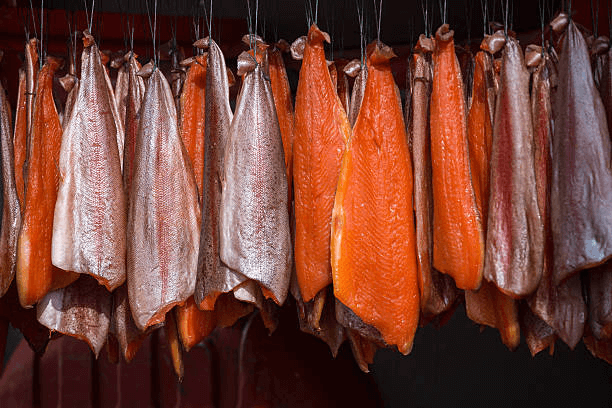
[290,36,307,60]
[82,30,95,48]
[481,30,506,55]
[59,74,77,93]
[343,58,362,77]
[415,34,434,53]
[237,51,258,76]
[193,37,211,50]
[367,40,397,65]
[137,61,155,78]
[435,24,454,43]
[307,24,331,45]
[550,12,569,35]
[241,33,265,48]
[592,36,610,56]
[525,44,543,68]
[275,39,290,53]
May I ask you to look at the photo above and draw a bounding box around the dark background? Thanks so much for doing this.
[1,0,612,406]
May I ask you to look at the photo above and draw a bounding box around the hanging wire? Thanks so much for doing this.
[466,0,474,45]
[372,0,383,42]
[480,0,488,35]
[28,0,39,41]
[145,0,158,67]
[356,0,366,66]
[438,0,447,25]
[608,0,612,41]
[502,0,509,38]
[39,0,44,67]
[539,0,546,52]
[591,0,600,38]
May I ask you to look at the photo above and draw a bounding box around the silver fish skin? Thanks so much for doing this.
[110,284,148,362]
[25,38,37,140]
[483,37,544,297]
[114,57,129,127]
[37,275,111,357]
[220,56,292,306]
[51,31,127,291]
[348,65,367,127]
[127,68,200,331]
[0,81,20,297]
[102,58,125,166]
[195,38,258,309]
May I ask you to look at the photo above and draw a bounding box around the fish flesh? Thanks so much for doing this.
[484,36,543,297]
[268,42,295,207]
[410,35,458,318]
[194,37,254,309]
[331,41,419,354]
[178,54,207,204]
[127,68,200,331]
[334,59,351,115]
[16,56,79,308]
[0,60,21,297]
[176,297,215,351]
[430,24,484,290]
[220,50,292,306]
[37,275,111,357]
[52,31,127,291]
[175,52,215,350]
[551,20,612,284]
[464,42,520,348]
[293,24,351,303]
[165,310,184,380]
[109,284,148,362]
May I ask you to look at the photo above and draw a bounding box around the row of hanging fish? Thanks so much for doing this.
[0,9,611,375]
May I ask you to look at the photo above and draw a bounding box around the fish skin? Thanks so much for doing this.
[552,21,612,284]
[176,297,215,352]
[411,36,459,317]
[293,24,351,303]
[109,284,148,362]
[37,275,111,358]
[114,56,129,129]
[220,54,292,306]
[13,69,27,213]
[348,65,367,127]
[331,41,419,354]
[16,57,79,308]
[268,45,295,207]
[526,47,584,349]
[587,262,612,339]
[464,45,520,348]
[0,69,21,297]
[599,46,612,140]
[51,31,127,291]
[127,68,200,331]
[194,37,253,309]
[335,59,351,115]
[520,302,557,357]
[484,37,543,297]
[430,24,485,291]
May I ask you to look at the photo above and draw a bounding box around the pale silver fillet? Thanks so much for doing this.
[220,55,292,306]
[102,58,125,166]
[37,275,111,358]
[127,68,200,331]
[114,57,129,128]
[195,38,258,309]
[0,79,21,296]
[51,32,127,291]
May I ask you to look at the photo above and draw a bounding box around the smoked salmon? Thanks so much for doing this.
[430,24,484,291]
[293,24,351,303]
[551,20,612,284]
[268,41,295,206]
[13,39,38,213]
[37,275,111,357]
[410,35,458,317]
[484,36,543,297]
[0,58,22,297]
[587,261,612,340]
[52,31,127,291]
[126,67,200,331]
[110,284,149,362]
[331,41,419,354]
[219,50,292,306]
[194,37,251,309]
[520,303,556,356]
[176,297,215,351]
[464,38,520,350]
[16,56,79,308]
[113,54,129,129]
[528,42,586,349]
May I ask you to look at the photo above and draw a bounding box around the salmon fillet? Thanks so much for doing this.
[331,41,419,355]
[52,31,127,291]
[16,56,79,308]
[293,24,351,302]
[126,68,200,331]
[430,24,484,291]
